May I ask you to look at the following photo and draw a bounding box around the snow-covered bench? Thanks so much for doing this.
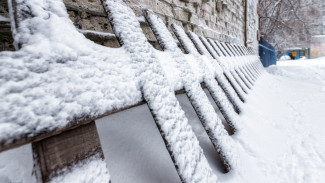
[0,0,263,182]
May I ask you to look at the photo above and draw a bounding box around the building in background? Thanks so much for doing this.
[310,35,325,58]
[310,0,325,58]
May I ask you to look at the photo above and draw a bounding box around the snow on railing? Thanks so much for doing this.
[221,42,253,90]
[208,39,248,102]
[102,0,218,182]
[225,43,255,87]
[0,0,264,182]
[145,11,237,173]
[187,31,244,130]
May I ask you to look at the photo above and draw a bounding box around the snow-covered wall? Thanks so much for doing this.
[62,0,259,49]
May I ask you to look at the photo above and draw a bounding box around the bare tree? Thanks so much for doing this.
[259,0,322,51]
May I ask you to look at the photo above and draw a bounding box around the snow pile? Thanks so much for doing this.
[49,154,110,183]
[0,0,142,143]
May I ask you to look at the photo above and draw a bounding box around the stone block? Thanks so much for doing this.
[190,14,199,25]
[216,1,222,12]
[198,18,207,26]
[130,5,143,17]
[82,31,120,48]
[172,0,186,7]
[185,2,196,13]
[64,0,105,14]
[198,10,210,21]
[0,0,9,18]
[80,12,114,33]
[156,13,167,24]
[0,21,14,51]
[67,10,77,26]
[125,0,158,11]
[156,1,173,17]
[140,24,157,42]
[166,16,183,28]
[192,25,203,36]
[201,2,212,13]
[173,7,190,22]
[182,22,192,32]
[124,0,149,5]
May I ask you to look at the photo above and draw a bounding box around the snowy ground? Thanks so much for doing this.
[1,58,325,182]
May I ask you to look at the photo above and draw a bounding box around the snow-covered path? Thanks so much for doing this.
[1,58,325,182]
[226,58,325,182]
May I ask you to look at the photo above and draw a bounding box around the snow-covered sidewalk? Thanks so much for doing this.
[1,58,325,182]
[226,58,325,182]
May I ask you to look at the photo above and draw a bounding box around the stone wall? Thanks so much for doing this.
[0,0,259,50]
[126,0,247,43]
[0,0,14,51]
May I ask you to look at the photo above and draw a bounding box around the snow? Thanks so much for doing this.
[0,15,10,22]
[172,25,241,132]
[78,29,116,38]
[209,40,248,102]
[312,35,325,38]
[102,0,218,182]
[2,58,325,183]
[49,154,110,183]
[0,0,142,144]
[1,0,325,182]
[280,55,291,61]
[0,145,35,183]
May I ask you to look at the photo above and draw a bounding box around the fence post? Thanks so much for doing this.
[32,121,108,182]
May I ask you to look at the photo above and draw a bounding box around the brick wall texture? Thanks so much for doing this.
[0,0,259,50]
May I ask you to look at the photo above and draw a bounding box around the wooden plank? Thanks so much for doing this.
[32,121,106,182]
[0,100,144,153]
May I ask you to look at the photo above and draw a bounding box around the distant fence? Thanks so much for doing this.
[259,37,276,67]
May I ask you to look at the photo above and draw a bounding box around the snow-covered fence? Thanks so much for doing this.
[0,0,264,182]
